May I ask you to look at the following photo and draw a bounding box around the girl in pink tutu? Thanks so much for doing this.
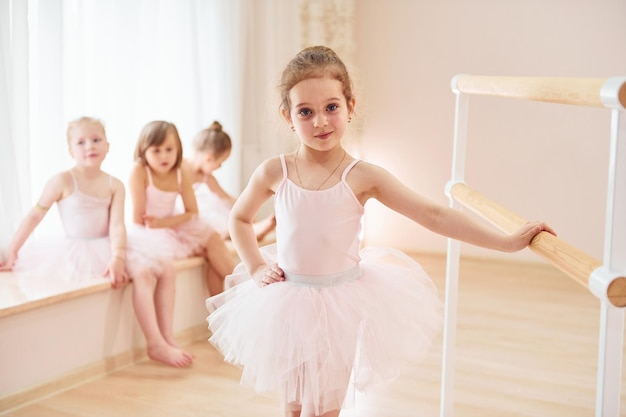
[0,117,127,290]
[128,120,235,298]
[206,46,555,417]
[182,121,275,241]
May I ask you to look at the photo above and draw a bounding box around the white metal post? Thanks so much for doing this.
[440,76,469,417]
[596,105,626,417]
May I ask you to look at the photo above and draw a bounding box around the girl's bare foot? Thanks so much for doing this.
[163,336,196,359]
[147,343,194,367]
[254,215,276,242]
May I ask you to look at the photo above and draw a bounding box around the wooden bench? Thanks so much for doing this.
[0,232,277,413]
[0,256,212,412]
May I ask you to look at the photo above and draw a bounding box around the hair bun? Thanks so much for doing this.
[209,121,223,132]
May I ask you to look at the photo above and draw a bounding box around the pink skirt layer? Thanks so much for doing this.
[12,236,113,298]
[126,217,215,278]
[13,236,112,282]
[206,246,443,415]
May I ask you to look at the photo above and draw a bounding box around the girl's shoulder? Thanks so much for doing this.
[257,155,284,178]
[45,170,74,189]
[129,161,148,178]
[344,159,383,180]
[344,159,400,196]
[248,155,286,191]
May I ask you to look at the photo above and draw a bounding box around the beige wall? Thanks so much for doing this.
[353,0,626,262]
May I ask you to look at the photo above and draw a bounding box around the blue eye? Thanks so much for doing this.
[298,108,312,117]
[327,103,338,112]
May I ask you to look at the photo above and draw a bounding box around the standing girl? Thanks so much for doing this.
[206,46,555,417]
[128,121,235,298]
[0,117,127,290]
[182,121,276,241]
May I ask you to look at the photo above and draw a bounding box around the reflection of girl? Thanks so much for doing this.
[183,121,275,241]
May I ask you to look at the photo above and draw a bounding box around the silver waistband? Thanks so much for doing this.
[283,265,362,288]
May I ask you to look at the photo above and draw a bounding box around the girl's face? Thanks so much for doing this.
[68,123,109,167]
[198,149,230,176]
[144,131,179,174]
[283,77,354,152]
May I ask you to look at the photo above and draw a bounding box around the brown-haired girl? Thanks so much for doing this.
[128,120,235,303]
[206,46,554,417]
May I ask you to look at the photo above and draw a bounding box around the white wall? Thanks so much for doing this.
[354,0,626,262]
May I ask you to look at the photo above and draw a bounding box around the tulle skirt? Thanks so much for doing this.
[193,183,231,238]
[12,236,113,298]
[126,217,214,278]
[206,246,443,415]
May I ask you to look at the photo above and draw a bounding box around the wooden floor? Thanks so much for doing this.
[3,253,625,417]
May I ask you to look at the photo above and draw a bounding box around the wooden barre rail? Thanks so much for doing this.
[449,182,626,307]
[453,75,626,108]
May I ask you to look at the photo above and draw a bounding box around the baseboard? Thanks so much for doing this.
[0,325,210,414]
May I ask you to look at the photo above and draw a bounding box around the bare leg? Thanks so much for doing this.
[205,264,225,296]
[316,411,340,417]
[286,408,339,417]
[203,232,235,295]
[153,261,194,359]
[131,267,193,367]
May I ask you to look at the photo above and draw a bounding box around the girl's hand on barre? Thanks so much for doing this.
[509,221,556,252]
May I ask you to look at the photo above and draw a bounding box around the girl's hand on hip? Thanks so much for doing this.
[252,263,284,287]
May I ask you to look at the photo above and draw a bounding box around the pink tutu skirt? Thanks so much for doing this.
[126,217,215,277]
[192,183,231,238]
[14,236,112,281]
[12,236,113,298]
[206,246,443,415]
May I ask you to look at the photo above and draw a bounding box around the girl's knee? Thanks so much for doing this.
[206,231,222,247]
[131,269,154,287]
[160,262,177,278]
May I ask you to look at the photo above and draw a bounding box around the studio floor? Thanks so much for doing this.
[3,253,625,417]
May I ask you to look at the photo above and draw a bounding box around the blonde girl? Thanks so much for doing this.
[0,117,127,290]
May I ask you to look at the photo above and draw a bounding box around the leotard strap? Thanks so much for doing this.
[279,154,288,181]
[341,159,360,181]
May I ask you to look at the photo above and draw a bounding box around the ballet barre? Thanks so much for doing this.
[441,75,626,417]
[453,75,626,108]
[447,182,626,308]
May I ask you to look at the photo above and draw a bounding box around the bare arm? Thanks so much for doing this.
[229,157,283,284]
[353,163,554,252]
[0,172,67,270]
[128,163,149,226]
[104,177,128,288]
[203,174,236,207]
